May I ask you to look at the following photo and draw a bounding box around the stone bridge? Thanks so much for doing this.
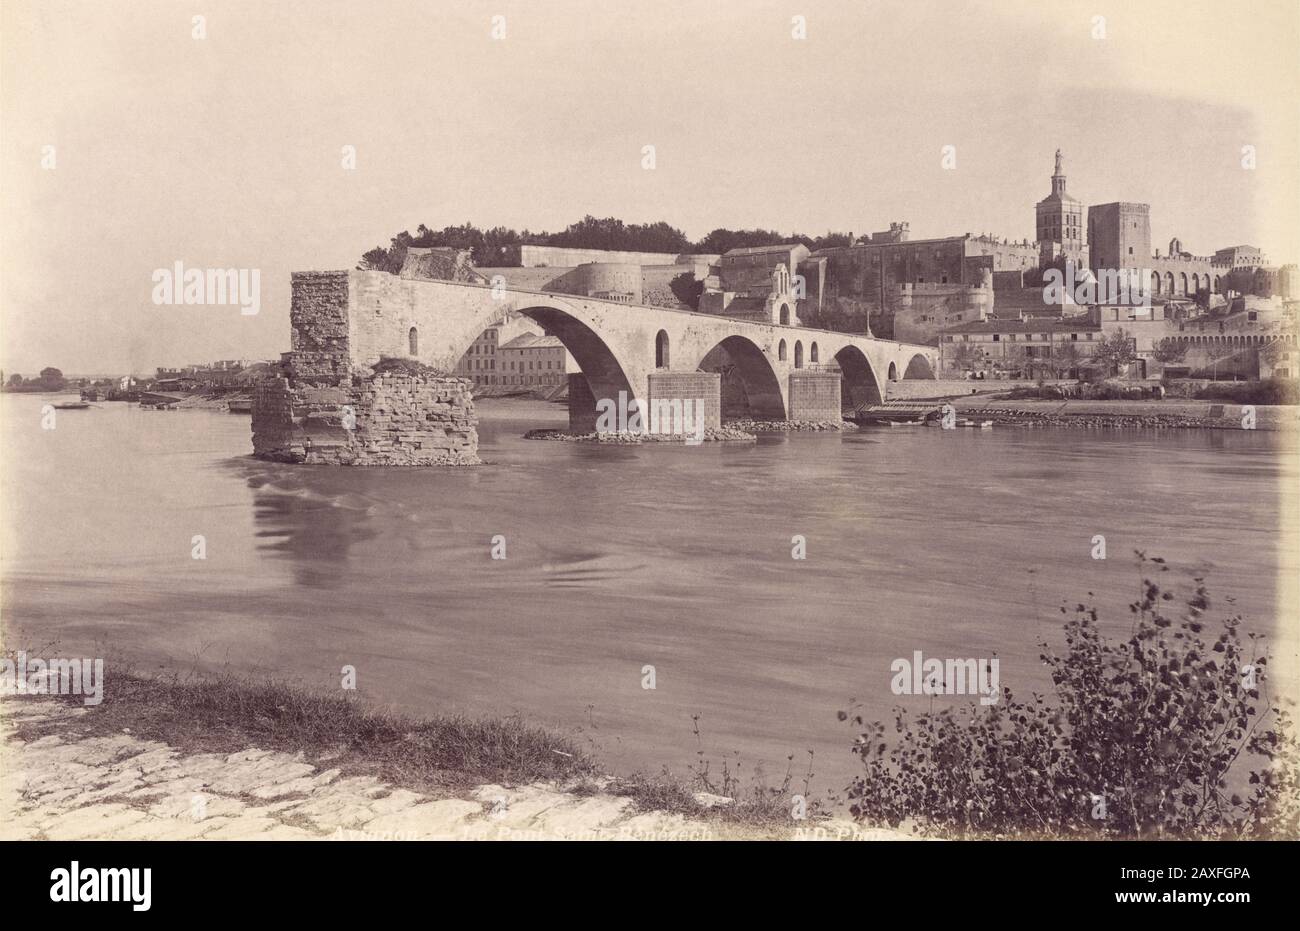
[347,272,935,418]
[253,269,938,464]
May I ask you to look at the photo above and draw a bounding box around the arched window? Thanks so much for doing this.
[409,327,419,356]
[794,341,804,368]
[810,342,819,363]
[778,339,787,361]
[779,304,790,325]
[655,330,670,368]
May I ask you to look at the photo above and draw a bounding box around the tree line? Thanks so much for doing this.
[4,368,66,392]
[359,216,853,273]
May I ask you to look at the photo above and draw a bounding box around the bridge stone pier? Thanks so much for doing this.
[254,269,937,463]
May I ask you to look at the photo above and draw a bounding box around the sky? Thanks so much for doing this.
[2,0,1298,375]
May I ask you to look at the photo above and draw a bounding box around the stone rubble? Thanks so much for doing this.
[523,426,756,443]
[726,419,858,432]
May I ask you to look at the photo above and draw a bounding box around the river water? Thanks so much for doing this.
[2,395,1297,793]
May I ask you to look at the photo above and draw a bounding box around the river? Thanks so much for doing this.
[2,394,1296,794]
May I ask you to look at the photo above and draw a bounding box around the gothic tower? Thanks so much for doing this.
[1035,149,1086,267]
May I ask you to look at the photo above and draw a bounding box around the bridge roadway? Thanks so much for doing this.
[335,270,938,419]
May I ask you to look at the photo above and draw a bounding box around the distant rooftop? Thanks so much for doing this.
[943,316,1100,335]
[500,333,563,349]
[723,243,807,257]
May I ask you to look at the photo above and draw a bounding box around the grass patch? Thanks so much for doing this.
[5,669,835,832]
[10,669,597,796]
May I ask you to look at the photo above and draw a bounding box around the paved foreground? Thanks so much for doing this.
[0,701,903,841]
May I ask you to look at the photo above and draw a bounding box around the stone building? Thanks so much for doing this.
[499,333,569,388]
[1214,245,1269,270]
[1259,338,1297,379]
[1035,149,1088,268]
[697,243,808,326]
[892,271,995,344]
[1148,239,1223,300]
[807,233,1040,337]
[938,316,1102,374]
[1087,202,1151,273]
[452,312,554,387]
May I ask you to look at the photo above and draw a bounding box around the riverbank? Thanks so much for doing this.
[946,397,1299,430]
[0,674,906,841]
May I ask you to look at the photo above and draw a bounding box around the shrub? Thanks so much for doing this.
[369,356,451,378]
[841,554,1299,838]
[1192,377,1299,405]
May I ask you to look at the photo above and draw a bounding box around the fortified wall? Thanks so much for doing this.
[892,272,995,344]
[251,271,479,465]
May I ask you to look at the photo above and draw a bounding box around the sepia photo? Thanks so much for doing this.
[1,0,1297,905]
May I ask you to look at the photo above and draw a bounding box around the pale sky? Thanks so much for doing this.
[2,0,1297,375]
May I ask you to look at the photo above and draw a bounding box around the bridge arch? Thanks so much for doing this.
[834,345,884,413]
[696,335,785,420]
[503,304,639,402]
[903,353,935,379]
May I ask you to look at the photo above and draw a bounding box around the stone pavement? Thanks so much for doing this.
[0,701,905,841]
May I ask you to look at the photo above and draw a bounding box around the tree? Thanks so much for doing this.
[1152,338,1188,364]
[692,227,791,255]
[946,341,980,374]
[37,367,65,390]
[7,373,22,387]
[1000,344,1030,377]
[668,272,703,309]
[1203,342,1236,381]
[1092,329,1138,373]
[808,231,852,250]
[1223,267,1274,299]
[546,215,691,254]
[1052,341,1083,378]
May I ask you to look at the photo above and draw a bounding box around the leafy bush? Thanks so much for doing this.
[369,356,450,378]
[842,554,1299,838]
[1192,377,1299,405]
